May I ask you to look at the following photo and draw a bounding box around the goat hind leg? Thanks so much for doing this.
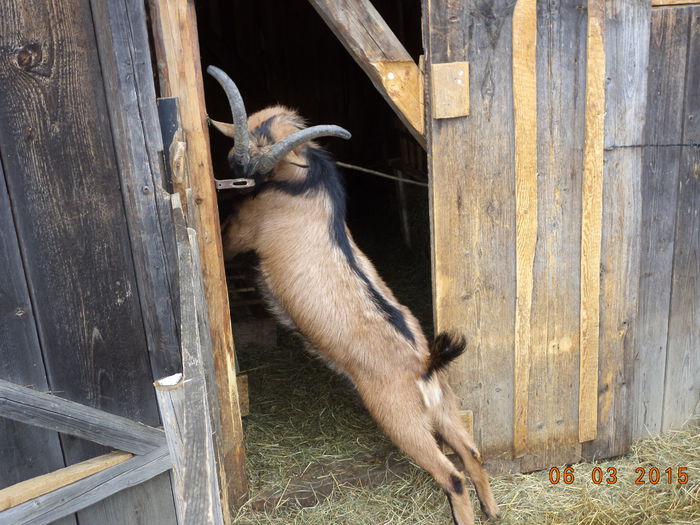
[434,382,501,519]
[367,392,477,525]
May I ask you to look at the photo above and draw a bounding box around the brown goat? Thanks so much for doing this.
[207,66,500,525]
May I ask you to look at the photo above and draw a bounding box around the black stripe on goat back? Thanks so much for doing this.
[268,147,416,345]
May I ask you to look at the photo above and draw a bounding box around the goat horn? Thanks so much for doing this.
[256,125,351,174]
[206,66,250,166]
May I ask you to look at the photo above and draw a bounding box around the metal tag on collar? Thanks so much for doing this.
[215,178,255,190]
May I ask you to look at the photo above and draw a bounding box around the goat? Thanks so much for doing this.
[207,66,501,525]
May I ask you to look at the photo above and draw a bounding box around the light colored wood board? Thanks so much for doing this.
[148,0,248,508]
[430,62,469,119]
[0,447,171,525]
[237,375,250,417]
[0,379,165,455]
[370,60,424,135]
[632,7,689,440]
[0,452,132,512]
[511,0,537,458]
[652,0,700,6]
[424,0,518,463]
[89,0,181,379]
[582,0,649,461]
[519,0,587,471]
[309,0,425,145]
[579,0,606,444]
[663,10,700,432]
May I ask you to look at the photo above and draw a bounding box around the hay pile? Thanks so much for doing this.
[233,332,699,524]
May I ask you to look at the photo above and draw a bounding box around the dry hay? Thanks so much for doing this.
[232,332,699,525]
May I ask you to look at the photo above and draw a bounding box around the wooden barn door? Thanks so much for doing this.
[0,0,180,522]
[424,0,699,473]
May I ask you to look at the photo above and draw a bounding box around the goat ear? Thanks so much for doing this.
[208,118,237,139]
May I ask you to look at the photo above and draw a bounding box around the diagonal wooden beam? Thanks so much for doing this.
[0,451,133,512]
[0,446,171,525]
[309,0,425,147]
[0,379,165,455]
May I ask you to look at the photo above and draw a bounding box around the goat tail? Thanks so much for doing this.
[425,332,467,378]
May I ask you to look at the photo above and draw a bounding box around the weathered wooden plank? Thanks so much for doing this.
[153,196,225,524]
[89,0,181,379]
[0,379,166,455]
[519,0,587,471]
[0,447,172,525]
[511,0,538,459]
[663,6,700,432]
[0,163,69,493]
[633,6,689,439]
[0,452,132,512]
[148,0,248,508]
[309,0,424,144]
[155,373,224,525]
[579,0,606,445]
[424,0,518,465]
[0,0,162,466]
[583,0,650,461]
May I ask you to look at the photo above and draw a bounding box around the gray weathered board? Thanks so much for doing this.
[423,0,518,471]
[0,0,178,522]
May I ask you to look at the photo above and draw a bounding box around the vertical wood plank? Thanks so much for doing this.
[663,6,700,432]
[424,0,518,464]
[583,0,650,461]
[512,0,537,459]
[579,0,606,444]
[633,6,689,439]
[0,164,72,514]
[89,0,181,378]
[0,2,176,523]
[148,0,248,509]
[520,0,587,471]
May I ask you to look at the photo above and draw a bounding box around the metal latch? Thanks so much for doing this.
[215,178,255,190]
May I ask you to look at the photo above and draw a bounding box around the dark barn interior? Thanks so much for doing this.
[195,0,436,507]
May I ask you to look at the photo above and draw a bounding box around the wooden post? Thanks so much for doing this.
[148,0,248,509]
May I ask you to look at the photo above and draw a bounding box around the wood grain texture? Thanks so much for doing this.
[0,379,166,455]
[154,195,224,524]
[633,6,689,439]
[430,61,469,119]
[0,447,172,525]
[0,164,69,492]
[663,6,700,432]
[579,0,606,444]
[148,0,248,508]
[0,451,132,512]
[512,0,537,459]
[0,3,175,523]
[309,0,425,144]
[89,0,181,378]
[583,0,650,461]
[424,0,518,464]
[652,0,700,6]
[519,0,587,471]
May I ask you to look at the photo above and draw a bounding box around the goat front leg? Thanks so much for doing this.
[221,211,256,260]
[361,382,478,525]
